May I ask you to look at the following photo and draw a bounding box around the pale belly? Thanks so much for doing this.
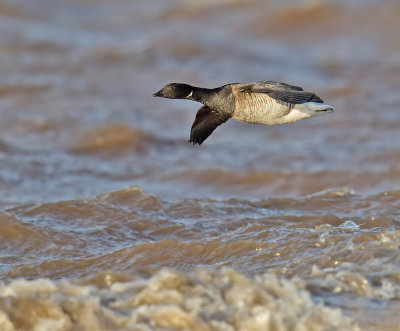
[232,93,305,125]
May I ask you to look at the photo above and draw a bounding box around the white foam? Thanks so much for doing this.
[0,268,358,330]
[337,220,360,231]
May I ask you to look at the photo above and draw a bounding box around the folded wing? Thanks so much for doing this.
[238,81,323,107]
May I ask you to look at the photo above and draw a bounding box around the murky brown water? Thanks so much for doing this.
[0,0,400,329]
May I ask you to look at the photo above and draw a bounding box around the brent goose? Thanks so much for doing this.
[153,80,334,145]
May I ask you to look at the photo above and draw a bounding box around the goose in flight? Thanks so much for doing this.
[153,80,334,145]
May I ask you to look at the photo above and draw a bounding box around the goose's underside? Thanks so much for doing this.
[232,93,295,125]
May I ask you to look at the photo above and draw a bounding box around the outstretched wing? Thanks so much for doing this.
[238,81,323,106]
[189,106,229,145]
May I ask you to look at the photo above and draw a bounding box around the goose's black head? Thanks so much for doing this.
[153,83,193,99]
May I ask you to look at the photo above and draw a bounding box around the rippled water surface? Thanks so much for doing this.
[1,0,400,329]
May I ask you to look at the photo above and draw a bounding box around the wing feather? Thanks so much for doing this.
[238,81,323,106]
[255,80,304,91]
[189,106,229,145]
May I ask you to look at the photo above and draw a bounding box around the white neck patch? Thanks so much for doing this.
[187,90,193,98]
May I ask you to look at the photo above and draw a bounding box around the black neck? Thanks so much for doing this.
[189,86,222,105]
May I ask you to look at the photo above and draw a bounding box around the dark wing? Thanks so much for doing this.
[189,106,229,145]
[255,80,304,91]
[255,88,323,104]
[238,81,323,105]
